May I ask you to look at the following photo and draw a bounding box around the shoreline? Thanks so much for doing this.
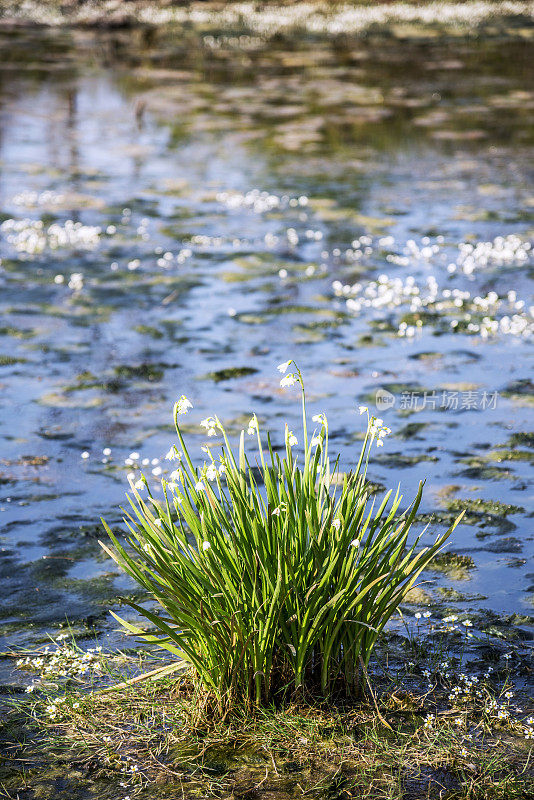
[1,0,534,34]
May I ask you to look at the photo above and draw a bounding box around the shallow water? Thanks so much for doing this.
[0,20,533,686]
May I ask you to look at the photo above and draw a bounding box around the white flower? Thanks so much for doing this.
[286,429,298,447]
[154,519,163,527]
[200,416,214,429]
[443,615,458,623]
[207,427,216,437]
[376,439,384,447]
[277,360,292,373]
[169,469,182,482]
[358,406,368,415]
[374,417,384,427]
[312,413,326,425]
[205,464,218,481]
[350,539,360,548]
[415,612,422,619]
[175,395,193,415]
[202,541,211,551]
[218,463,226,475]
[280,373,297,388]
[247,416,257,435]
[423,611,432,618]
[165,446,179,461]
[134,479,145,490]
[195,480,205,491]
[462,620,473,628]
[310,436,321,448]
[332,518,341,530]
[272,506,281,516]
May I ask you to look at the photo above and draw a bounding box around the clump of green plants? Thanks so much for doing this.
[101,361,462,711]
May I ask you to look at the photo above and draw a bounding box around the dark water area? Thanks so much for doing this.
[0,20,533,688]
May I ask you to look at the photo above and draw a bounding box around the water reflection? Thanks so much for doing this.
[0,24,532,674]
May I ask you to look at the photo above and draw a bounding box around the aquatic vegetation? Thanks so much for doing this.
[101,362,461,709]
[10,622,534,800]
[333,234,534,340]
[0,218,102,254]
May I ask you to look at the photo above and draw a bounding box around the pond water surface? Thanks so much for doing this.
[0,20,533,687]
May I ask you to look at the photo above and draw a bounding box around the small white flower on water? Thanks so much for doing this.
[415,612,422,619]
[277,360,292,373]
[200,417,214,429]
[195,480,205,491]
[423,611,432,618]
[462,620,473,627]
[165,446,179,461]
[81,451,90,459]
[280,373,297,388]
[169,469,182,482]
[202,541,211,551]
[134,479,145,490]
[358,406,368,415]
[443,615,458,623]
[310,436,321,448]
[332,518,341,530]
[525,727,534,740]
[312,413,326,425]
[176,395,193,415]
[374,418,384,427]
[504,691,513,699]
[350,539,360,548]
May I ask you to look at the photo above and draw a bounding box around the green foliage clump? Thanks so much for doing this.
[102,362,461,711]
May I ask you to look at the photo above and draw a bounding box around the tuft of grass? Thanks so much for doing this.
[101,361,462,711]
